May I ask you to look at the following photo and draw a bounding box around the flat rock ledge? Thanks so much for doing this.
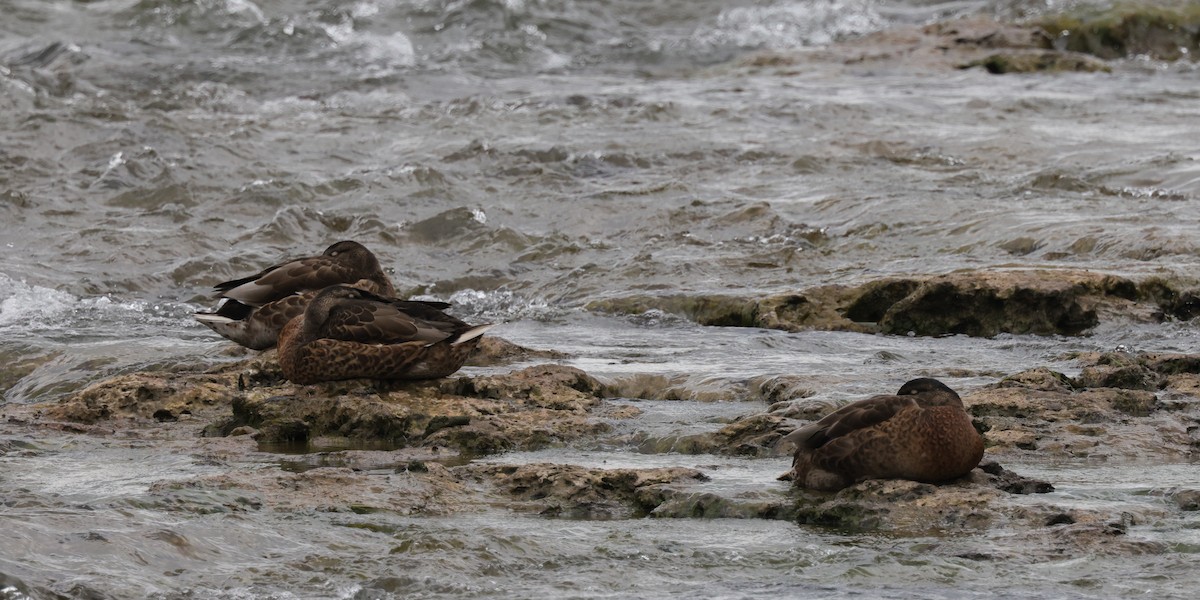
[588,270,1199,337]
[3,341,1198,548]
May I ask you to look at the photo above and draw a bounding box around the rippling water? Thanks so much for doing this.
[2,0,1199,598]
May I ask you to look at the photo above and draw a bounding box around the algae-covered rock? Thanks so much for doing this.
[962,51,1112,73]
[995,367,1076,393]
[706,413,790,457]
[466,336,570,367]
[589,270,1187,338]
[790,463,1060,533]
[220,364,613,455]
[147,460,470,516]
[968,353,1200,460]
[753,287,871,333]
[791,477,1003,532]
[876,271,1108,337]
[41,373,237,424]
[649,490,793,520]
[1038,2,1200,61]
[1168,489,1200,511]
[4,336,614,458]
[462,462,709,519]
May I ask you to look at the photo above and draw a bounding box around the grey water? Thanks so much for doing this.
[2,0,1200,598]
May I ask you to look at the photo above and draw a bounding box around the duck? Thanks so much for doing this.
[779,378,984,491]
[194,240,397,350]
[277,284,493,384]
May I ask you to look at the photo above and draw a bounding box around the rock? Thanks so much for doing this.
[1168,489,1200,511]
[598,373,744,402]
[461,462,709,519]
[753,288,871,334]
[968,354,1200,460]
[218,365,613,455]
[995,367,1075,393]
[465,336,569,367]
[590,270,1186,338]
[976,460,1055,494]
[961,51,1111,73]
[842,279,922,323]
[1037,3,1200,61]
[40,373,236,424]
[6,351,617,459]
[585,294,759,328]
[791,477,1005,532]
[146,461,470,516]
[706,413,790,457]
[875,271,1111,337]
[650,491,793,520]
[1075,353,1163,391]
[785,461,1169,554]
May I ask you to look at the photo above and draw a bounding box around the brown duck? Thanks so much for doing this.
[277,285,493,384]
[194,240,397,350]
[780,378,984,491]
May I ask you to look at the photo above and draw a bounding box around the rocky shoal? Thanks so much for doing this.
[3,270,1199,561]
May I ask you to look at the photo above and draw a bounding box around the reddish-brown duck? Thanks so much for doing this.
[780,378,984,491]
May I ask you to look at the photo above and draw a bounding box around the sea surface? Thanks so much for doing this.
[1,0,1199,598]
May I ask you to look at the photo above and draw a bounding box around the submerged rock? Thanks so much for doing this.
[962,51,1112,73]
[461,462,709,519]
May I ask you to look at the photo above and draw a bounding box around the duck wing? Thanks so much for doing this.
[319,299,463,344]
[782,394,917,450]
[216,256,363,306]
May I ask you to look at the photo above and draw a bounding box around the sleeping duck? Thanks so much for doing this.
[779,378,984,491]
[194,240,396,350]
[277,284,492,384]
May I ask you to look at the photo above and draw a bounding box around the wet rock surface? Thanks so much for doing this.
[4,299,1199,551]
[969,352,1200,461]
[1036,2,1200,62]
[816,6,1200,75]
[591,269,1185,338]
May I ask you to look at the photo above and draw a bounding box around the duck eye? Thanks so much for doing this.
[330,251,339,256]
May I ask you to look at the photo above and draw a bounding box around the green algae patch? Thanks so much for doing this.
[963,51,1112,73]
[1039,2,1200,61]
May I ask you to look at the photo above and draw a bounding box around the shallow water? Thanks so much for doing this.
[2,0,1199,598]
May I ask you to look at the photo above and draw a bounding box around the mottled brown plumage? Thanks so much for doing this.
[277,285,492,384]
[194,241,397,350]
[780,378,984,491]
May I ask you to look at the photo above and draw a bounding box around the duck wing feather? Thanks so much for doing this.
[783,394,917,450]
[319,299,464,344]
[216,257,364,306]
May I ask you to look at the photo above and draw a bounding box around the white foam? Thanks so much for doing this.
[0,273,80,328]
[432,288,558,321]
[698,0,885,50]
[0,273,201,336]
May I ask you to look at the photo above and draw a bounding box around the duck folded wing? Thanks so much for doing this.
[218,258,361,306]
[319,300,461,344]
[785,394,917,450]
[383,299,459,319]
